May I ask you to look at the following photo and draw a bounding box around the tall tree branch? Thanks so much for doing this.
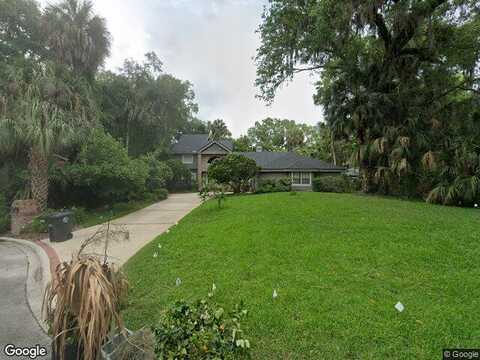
[392,0,448,54]
[374,10,392,50]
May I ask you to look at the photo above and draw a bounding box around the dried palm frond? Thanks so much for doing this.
[374,166,392,184]
[372,137,388,155]
[430,117,442,129]
[398,136,410,148]
[392,157,410,176]
[470,176,480,197]
[349,148,361,166]
[43,222,129,360]
[422,151,437,170]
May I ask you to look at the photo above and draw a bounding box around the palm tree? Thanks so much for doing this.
[0,64,79,210]
[43,0,111,78]
[207,119,231,140]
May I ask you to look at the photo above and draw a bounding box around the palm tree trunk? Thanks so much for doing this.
[360,166,375,194]
[330,132,337,165]
[29,149,49,211]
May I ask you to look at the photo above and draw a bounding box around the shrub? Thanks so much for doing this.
[20,208,56,234]
[134,188,169,204]
[208,154,259,193]
[140,154,173,193]
[0,194,10,233]
[154,188,169,201]
[23,216,49,234]
[72,207,88,224]
[0,163,29,207]
[166,159,193,191]
[256,177,292,193]
[51,130,149,207]
[312,175,360,193]
[151,297,250,359]
[256,179,276,193]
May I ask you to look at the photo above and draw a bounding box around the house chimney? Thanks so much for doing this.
[256,145,263,152]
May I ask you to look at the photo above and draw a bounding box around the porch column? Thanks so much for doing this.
[197,153,202,190]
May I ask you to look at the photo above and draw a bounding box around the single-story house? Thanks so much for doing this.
[171,134,345,191]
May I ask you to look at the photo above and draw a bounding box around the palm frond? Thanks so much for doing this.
[422,151,437,170]
[426,185,448,204]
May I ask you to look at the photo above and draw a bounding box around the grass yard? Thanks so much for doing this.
[123,192,480,359]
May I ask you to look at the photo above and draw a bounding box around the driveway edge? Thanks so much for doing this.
[0,237,52,334]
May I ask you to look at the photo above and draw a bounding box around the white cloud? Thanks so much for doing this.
[39,0,324,136]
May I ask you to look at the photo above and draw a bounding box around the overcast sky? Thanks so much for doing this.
[41,0,324,136]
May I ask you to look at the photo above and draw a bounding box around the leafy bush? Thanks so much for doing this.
[140,154,173,193]
[151,297,250,359]
[24,216,49,233]
[0,194,10,233]
[153,188,168,201]
[0,162,29,207]
[208,154,259,193]
[21,209,56,234]
[72,207,88,224]
[256,177,292,193]
[312,175,360,193]
[165,159,193,191]
[51,130,150,207]
[256,179,276,193]
[133,188,169,204]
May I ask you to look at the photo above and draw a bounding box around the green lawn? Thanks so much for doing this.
[123,192,480,359]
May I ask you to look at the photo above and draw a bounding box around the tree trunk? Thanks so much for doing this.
[125,121,130,155]
[360,166,375,194]
[29,149,49,211]
[330,132,337,165]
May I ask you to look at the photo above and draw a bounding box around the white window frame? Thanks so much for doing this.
[291,172,311,186]
[182,154,193,164]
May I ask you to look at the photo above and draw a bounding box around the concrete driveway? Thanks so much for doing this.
[0,241,50,360]
[43,193,201,266]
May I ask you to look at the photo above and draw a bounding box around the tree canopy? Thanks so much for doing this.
[97,53,198,156]
[0,0,203,210]
[256,0,480,203]
[43,0,111,78]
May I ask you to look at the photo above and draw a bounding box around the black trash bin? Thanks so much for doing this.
[47,211,74,242]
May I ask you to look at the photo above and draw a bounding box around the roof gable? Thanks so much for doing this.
[199,142,231,154]
[172,134,233,154]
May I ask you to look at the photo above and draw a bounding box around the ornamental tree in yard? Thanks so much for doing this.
[208,154,259,193]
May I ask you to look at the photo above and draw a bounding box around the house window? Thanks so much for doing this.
[191,171,197,181]
[291,172,311,186]
[182,155,193,164]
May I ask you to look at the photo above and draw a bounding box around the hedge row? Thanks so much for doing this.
[312,175,360,193]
